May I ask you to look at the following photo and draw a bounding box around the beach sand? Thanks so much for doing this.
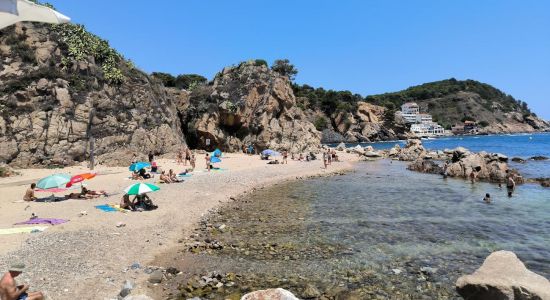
[0,152,356,299]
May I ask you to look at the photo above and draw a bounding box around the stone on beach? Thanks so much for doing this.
[396,139,426,161]
[241,288,300,300]
[335,142,347,151]
[455,250,550,300]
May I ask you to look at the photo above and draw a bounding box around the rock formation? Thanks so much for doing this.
[456,250,550,300]
[241,288,299,300]
[180,61,321,152]
[407,146,522,183]
[394,139,426,161]
[0,23,186,167]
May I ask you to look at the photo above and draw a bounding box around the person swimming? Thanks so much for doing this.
[483,193,491,204]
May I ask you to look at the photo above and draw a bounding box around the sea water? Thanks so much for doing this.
[176,134,550,299]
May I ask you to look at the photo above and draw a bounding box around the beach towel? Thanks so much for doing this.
[177,173,192,178]
[95,204,118,212]
[14,218,68,226]
[0,226,48,235]
[95,204,127,212]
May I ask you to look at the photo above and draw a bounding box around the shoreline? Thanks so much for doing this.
[0,153,357,299]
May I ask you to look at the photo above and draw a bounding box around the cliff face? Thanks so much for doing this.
[180,61,321,152]
[315,102,401,143]
[0,23,186,167]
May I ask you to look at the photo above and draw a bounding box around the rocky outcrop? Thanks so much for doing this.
[456,251,550,300]
[395,139,426,161]
[241,288,299,300]
[445,149,522,183]
[180,61,321,152]
[407,159,443,175]
[320,101,400,143]
[0,23,186,167]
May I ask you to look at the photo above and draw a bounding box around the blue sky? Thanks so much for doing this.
[48,0,550,119]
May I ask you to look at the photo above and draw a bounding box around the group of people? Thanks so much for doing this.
[120,193,158,211]
[160,169,185,184]
[23,183,107,202]
[322,149,338,169]
[176,147,196,168]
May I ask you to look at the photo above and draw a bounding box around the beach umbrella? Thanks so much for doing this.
[0,0,70,30]
[124,183,160,195]
[36,173,71,190]
[66,172,96,187]
[212,148,222,158]
[129,162,150,172]
[261,149,281,156]
[210,156,222,164]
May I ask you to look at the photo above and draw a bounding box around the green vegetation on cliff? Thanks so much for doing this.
[292,84,363,115]
[151,72,207,90]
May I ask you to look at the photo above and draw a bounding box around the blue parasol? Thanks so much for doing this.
[129,162,151,172]
[212,148,222,158]
[210,156,222,163]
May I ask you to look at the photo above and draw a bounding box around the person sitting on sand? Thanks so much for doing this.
[483,193,491,204]
[151,161,158,173]
[0,263,44,300]
[138,168,152,179]
[133,194,157,211]
[169,169,183,183]
[81,186,107,198]
[120,194,135,211]
[299,153,304,161]
[23,183,37,202]
[160,171,172,184]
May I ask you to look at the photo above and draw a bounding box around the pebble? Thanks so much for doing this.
[148,270,164,284]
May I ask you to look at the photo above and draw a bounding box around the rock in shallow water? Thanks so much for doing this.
[241,288,299,300]
[455,250,550,300]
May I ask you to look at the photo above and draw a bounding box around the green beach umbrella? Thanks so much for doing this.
[36,173,71,190]
[124,183,160,195]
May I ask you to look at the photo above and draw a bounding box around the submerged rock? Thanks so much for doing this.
[456,251,550,300]
[511,157,526,163]
[530,156,549,161]
[407,160,443,175]
[241,288,299,300]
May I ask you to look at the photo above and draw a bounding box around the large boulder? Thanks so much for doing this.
[242,288,300,300]
[445,152,521,183]
[456,251,550,300]
[397,139,426,161]
[180,61,321,153]
[407,159,444,175]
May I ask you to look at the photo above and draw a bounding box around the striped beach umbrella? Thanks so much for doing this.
[36,173,71,190]
[124,183,160,195]
[66,172,96,187]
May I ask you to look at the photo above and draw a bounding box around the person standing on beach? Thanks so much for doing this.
[322,151,328,169]
[205,153,211,172]
[282,150,288,164]
[327,150,332,165]
[131,153,137,164]
[23,183,37,202]
[185,148,192,166]
[148,151,154,163]
[507,175,516,197]
[0,263,44,300]
[190,153,196,170]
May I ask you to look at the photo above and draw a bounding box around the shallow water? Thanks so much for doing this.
[174,135,550,299]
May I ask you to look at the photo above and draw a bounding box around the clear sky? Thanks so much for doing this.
[47,0,550,119]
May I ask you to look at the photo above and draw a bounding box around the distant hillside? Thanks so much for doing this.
[365,79,549,133]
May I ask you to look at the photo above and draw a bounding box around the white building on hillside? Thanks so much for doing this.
[397,102,447,136]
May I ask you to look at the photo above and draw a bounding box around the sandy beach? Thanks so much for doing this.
[0,152,356,299]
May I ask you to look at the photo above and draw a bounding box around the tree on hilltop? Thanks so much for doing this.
[271,59,298,80]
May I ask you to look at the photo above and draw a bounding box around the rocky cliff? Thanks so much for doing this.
[0,23,186,167]
[179,61,321,152]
